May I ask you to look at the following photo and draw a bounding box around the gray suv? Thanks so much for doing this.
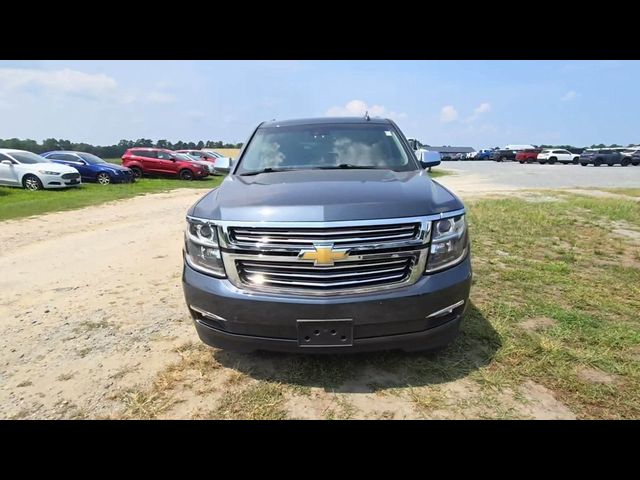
[182,117,472,353]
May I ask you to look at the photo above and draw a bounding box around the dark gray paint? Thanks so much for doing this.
[189,169,463,222]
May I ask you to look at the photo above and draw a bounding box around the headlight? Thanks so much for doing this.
[38,170,61,175]
[184,218,226,277]
[426,214,468,273]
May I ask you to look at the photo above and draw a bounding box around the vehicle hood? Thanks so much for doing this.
[25,162,79,174]
[97,163,131,172]
[189,169,464,222]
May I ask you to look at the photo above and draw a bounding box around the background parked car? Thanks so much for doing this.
[515,148,541,163]
[620,147,640,166]
[121,148,209,180]
[206,154,231,174]
[492,149,518,162]
[0,149,81,190]
[177,149,232,175]
[474,149,494,160]
[174,152,216,175]
[41,151,135,184]
[536,149,580,165]
[579,149,624,167]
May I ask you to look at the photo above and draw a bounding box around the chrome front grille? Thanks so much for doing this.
[227,223,421,248]
[235,256,415,291]
[61,173,80,180]
[210,216,435,296]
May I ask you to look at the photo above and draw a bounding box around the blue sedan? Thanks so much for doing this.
[41,151,135,185]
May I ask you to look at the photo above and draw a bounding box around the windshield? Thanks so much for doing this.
[10,151,51,164]
[78,152,107,164]
[236,123,414,174]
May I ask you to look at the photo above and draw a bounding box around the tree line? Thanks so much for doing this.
[0,138,243,159]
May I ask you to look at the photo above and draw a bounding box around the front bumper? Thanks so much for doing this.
[182,254,472,353]
[43,174,81,188]
[111,173,136,183]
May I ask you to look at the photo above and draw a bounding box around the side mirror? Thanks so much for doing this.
[420,159,441,169]
[169,157,176,161]
[417,150,441,169]
[1,160,12,165]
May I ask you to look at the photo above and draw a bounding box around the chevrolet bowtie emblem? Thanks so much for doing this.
[299,245,349,266]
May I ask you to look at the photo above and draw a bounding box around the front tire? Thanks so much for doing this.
[96,172,112,185]
[594,158,603,167]
[548,157,557,164]
[179,169,194,181]
[572,157,579,164]
[580,162,588,166]
[621,157,631,167]
[130,167,143,179]
[23,174,43,191]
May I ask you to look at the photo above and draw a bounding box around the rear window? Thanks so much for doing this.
[132,150,156,158]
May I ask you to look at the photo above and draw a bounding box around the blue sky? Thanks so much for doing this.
[0,60,638,148]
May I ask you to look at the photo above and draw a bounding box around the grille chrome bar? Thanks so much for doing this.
[239,259,407,270]
[242,265,407,279]
[247,273,407,289]
[228,223,420,248]
[231,225,416,236]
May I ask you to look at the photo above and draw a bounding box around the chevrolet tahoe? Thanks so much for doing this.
[182,117,472,353]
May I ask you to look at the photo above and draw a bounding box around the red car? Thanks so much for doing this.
[121,148,209,180]
[515,149,541,164]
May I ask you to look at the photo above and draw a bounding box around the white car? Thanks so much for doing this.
[0,149,82,190]
[202,150,232,174]
[536,148,580,165]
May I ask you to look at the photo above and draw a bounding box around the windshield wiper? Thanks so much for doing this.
[239,167,299,176]
[313,164,383,170]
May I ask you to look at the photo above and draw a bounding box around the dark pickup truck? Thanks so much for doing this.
[579,149,625,166]
[182,117,472,353]
[491,149,517,162]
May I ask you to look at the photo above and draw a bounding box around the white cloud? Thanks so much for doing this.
[326,99,406,120]
[0,67,117,98]
[465,102,491,123]
[440,105,458,123]
[561,90,578,101]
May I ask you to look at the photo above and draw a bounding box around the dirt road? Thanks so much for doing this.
[0,189,206,419]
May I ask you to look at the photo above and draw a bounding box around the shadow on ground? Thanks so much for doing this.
[214,302,500,393]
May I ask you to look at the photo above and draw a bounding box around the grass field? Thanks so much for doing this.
[428,168,453,178]
[113,190,640,419]
[0,176,222,221]
[600,188,640,198]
